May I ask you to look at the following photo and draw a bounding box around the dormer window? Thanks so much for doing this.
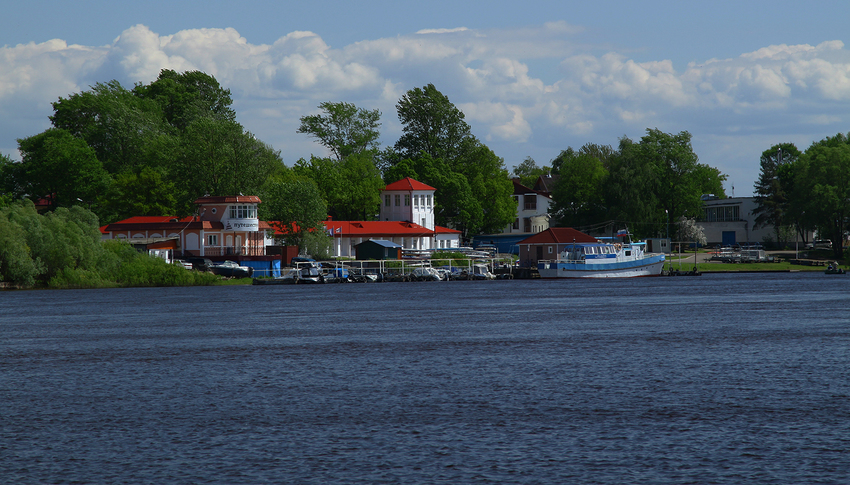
[230,205,257,219]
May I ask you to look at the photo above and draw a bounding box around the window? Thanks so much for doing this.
[385,195,391,207]
[208,234,218,246]
[422,218,426,227]
[229,205,256,219]
[702,205,740,222]
[524,218,531,233]
[524,194,537,210]
[404,194,410,206]
[427,195,432,207]
[512,218,519,230]
[395,194,400,206]
[414,195,419,207]
[548,246,553,254]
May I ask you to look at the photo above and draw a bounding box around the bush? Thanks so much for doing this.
[1,201,219,289]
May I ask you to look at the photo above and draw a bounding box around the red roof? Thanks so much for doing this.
[104,216,222,233]
[517,227,599,245]
[434,225,461,234]
[112,216,195,224]
[384,177,436,192]
[324,220,434,237]
[193,195,261,204]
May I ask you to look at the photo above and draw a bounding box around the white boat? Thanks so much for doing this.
[537,235,665,278]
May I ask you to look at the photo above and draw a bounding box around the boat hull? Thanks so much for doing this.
[538,254,665,278]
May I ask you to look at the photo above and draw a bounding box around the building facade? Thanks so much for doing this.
[504,179,553,235]
[380,177,436,230]
[103,195,273,257]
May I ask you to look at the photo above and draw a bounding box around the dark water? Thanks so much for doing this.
[2,273,849,484]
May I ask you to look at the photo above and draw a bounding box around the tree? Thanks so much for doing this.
[551,153,608,228]
[390,84,515,238]
[260,177,329,252]
[752,143,801,248]
[177,118,282,214]
[297,102,381,161]
[293,154,384,221]
[512,157,550,188]
[604,137,660,236]
[17,128,110,211]
[133,69,236,131]
[394,83,472,161]
[99,167,178,222]
[676,216,707,246]
[0,153,23,203]
[50,80,175,174]
[797,133,850,259]
[0,201,44,286]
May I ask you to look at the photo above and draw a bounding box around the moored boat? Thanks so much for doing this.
[537,232,665,278]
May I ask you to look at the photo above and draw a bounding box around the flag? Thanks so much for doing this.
[616,229,628,237]
[335,227,341,234]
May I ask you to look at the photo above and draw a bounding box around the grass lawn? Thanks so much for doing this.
[667,250,845,273]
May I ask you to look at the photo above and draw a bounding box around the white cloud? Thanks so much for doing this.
[2,23,850,196]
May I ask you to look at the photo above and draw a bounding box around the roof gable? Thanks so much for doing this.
[517,227,598,245]
[384,177,436,192]
[356,239,403,248]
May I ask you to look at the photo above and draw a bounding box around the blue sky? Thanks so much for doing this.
[3,0,850,197]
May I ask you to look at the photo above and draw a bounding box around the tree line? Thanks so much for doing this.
[752,135,850,259]
[6,68,794,267]
[512,130,727,239]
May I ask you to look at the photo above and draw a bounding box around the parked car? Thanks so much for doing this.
[185,257,214,272]
[805,240,832,250]
[211,260,253,278]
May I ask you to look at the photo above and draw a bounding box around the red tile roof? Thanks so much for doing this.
[517,227,599,245]
[193,195,261,204]
[104,217,222,232]
[323,220,435,237]
[434,225,461,234]
[384,177,436,191]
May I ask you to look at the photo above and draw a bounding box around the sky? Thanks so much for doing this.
[3,0,850,197]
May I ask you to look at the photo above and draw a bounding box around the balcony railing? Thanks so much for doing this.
[201,246,265,257]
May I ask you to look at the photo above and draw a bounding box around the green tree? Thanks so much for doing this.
[394,83,472,161]
[133,69,236,131]
[50,80,175,174]
[752,143,800,248]
[797,133,850,259]
[0,153,23,203]
[261,177,329,251]
[17,128,110,211]
[178,118,282,213]
[390,84,515,237]
[604,136,660,236]
[99,167,178,222]
[297,102,381,161]
[512,156,550,188]
[0,202,44,286]
[550,143,615,175]
[551,153,608,228]
[293,154,384,221]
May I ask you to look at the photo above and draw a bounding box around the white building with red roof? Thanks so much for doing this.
[102,195,273,258]
[380,177,436,230]
[321,177,461,257]
[102,178,462,261]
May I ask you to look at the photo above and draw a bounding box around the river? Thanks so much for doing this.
[2,273,849,483]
